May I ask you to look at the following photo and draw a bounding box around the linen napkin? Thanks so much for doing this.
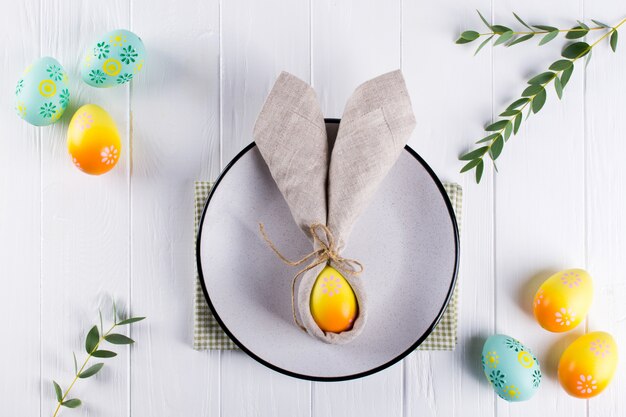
[193,181,462,351]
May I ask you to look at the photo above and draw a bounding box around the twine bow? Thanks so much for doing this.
[259,222,364,331]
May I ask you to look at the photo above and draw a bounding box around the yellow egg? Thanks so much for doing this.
[67,104,121,175]
[533,269,593,332]
[558,331,618,398]
[310,266,358,333]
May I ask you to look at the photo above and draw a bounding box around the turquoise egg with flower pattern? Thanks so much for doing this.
[81,29,145,88]
[15,57,70,126]
[482,334,542,402]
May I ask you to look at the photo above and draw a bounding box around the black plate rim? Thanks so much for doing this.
[196,122,460,382]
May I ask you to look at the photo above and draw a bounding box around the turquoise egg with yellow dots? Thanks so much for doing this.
[15,57,70,126]
[81,29,145,88]
[482,334,542,402]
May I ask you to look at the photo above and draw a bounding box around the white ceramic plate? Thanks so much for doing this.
[197,120,459,381]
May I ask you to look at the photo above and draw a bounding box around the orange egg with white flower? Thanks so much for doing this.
[67,104,121,175]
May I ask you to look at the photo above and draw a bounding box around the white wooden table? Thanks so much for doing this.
[2,1,624,416]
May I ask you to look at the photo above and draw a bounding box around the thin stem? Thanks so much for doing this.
[479,26,606,37]
[51,323,117,417]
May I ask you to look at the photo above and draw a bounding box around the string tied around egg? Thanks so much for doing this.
[258,222,364,331]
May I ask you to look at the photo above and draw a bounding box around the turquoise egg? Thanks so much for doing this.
[482,334,542,402]
[15,57,70,126]
[80,29,145,88]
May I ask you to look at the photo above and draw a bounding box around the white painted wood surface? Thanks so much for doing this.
[0,1,624,416]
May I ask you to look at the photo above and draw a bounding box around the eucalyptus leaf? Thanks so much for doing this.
[503,121,513,141]
[534,25,558,32]
[477,10,492,30]
[565,26,588,39]
[611,30,618,52]
[53,381,63,402]
[527,71,555,85]
[508,34,534,47]
[495,31,514,45]
[549,59,573,71]
[476,133,501,144]
[562,42,590,58]
[584,50,593,69]
[499,109,521,117]
[78,363,104,379]
[591,19,610,28]
[532,88,547,113]
[475,35,494,55]
[62,399,82,408]
[577,20,590,30]
[117,317,146,325]
[539,30,559,45]
[460,158,481,173]
[513,113,522,134]
[85,325,99,354]
[555,77,564,99]
[490,135,504,159]
[73,352,78,376]
[105,334,135,345]
[460,30,480,41]
[485,120,509,131]
[507,97,530,110]
[492,24,512,34]
[513,12,534,30]
[522,84,543,97]
[561,65,574,88]
[456,37,475,45]
[460,146,489,161]
[475,160,485,183]
[91,350,117,358]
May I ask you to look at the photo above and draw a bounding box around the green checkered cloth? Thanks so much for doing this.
[193,181,462,350]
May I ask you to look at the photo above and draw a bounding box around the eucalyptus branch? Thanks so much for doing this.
[457,11,615,54]
[51,304,145,417]
[458,15,626,183]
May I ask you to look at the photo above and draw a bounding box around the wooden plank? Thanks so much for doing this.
[0,1,41,416]
[129,0,221,415]
[219,0,312,415]
[39,0,131,415]
[584,3,626,416]
[401,2,495,416]
[310,1,403,415]
[492,1,587,415]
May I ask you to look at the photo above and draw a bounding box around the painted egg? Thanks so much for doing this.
[533,268,593,332]
[15,57,70,126]
[558,331,618,398]
[482,334,542,402]
[67,104,121,175]
[81,29,145,88]
[309,266,358,333]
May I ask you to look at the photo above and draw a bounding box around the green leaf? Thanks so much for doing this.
[591,19,610,28]
[78,363,104,379]
[474,35,494,55]
[485,120,509,131]
[113,301,118,324]
[460,158,482,173]
[491,25,512,34]
[459,146,489,161]
[532,88,547,113]
[528,71,556,85]
[91,350,117,358]
[499,109,521,117]
[503,121,513,141]
[549,59,573,71]
[73,352,78,376]
[508,34,534,46]
[534,25,558,32]
[507,97,530,110]
[584,50,593,69]
[522,84,544,97]
[105,334,135,345]
[476,133,501,144]
[117,317,146,325]
[475,160,485,183]
[611,30,618,52]
[490,135,504,159]
[513,113,522,134]
[477,10,492,30]
[555,77,564,99]
[565,26,589,39]
[513,12,534,30]
[460,30,480,41]
[562,42,590,59]
[577,20,590,30]
[85,325,99,354]
[62,399,82,408]
[494,30,514,45]
[561,64,574,88]
[99,309,104,335]
[456,37,474,45]
[53,381,63,402]
[539,30,559,45]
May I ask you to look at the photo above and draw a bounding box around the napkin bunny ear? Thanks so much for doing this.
[254,70,416,344]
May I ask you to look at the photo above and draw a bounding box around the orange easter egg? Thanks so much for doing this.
[310,266,358,333]
[67,104,121,175]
